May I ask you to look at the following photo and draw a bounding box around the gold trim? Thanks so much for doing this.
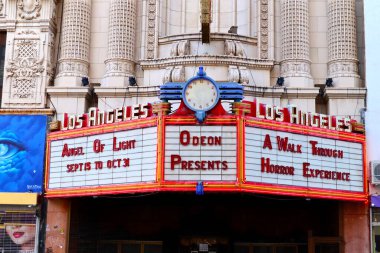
[0,109,55,115]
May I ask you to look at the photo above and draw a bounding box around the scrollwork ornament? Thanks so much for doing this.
[17,0,42,20]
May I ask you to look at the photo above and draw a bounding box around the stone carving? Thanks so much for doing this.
[328,60,359,78]
[235,41,244,57]
[228,66,240,82]
[0,1,3,14]
[6,39,44,99]
[177,40,190,56]
[259,0,269,59]
[171,66,185,82]
[239,66,249,84]
[170,40,190,57]
[280,60,311,77]
[224,40,244,57]
[170,42,179,57]
[327,0,358,78]
[225,40,235,56]
[162,66,185,83]
[163,66,173,83]
[17,30,38,36]
[146,0,156,59]
[17,0,42,20]
[105,61,134,76]
[228,66,250,84]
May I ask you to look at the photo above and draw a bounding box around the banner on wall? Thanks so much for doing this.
[0,115,47,193]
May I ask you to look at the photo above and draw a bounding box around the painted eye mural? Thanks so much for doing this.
[0,115,47,193]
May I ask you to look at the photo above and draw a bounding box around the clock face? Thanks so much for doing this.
[184,78,218,111]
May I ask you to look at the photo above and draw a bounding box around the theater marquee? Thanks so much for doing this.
[45,100,366,201]
[245,124,363,193]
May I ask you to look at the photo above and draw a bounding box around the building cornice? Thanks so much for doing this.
[243,87,320,99]
[140,55,274,70]
[47,87,91,97]
[95,86,160,98]
[325,87,367,99]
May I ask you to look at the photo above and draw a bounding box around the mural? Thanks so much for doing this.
[0,115,46,193]
[0,211,37,252]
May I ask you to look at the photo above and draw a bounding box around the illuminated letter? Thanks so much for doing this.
[263,134,272,150]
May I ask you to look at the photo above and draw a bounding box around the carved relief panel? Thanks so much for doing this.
[3,31,45,107]
[17,0,42,20]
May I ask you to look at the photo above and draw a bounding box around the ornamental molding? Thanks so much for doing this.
[140,55,274,70]
[327,59,359,78]
[17,30,37,35]
[104,60,135,77]
[146,0,157,59]
[259,0,269,59]
[17,0,42,20]
[280,60,312,78]
[56,60,89,78]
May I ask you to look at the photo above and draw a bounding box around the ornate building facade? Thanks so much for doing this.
[0,0,366,119]
[0,1,368,253]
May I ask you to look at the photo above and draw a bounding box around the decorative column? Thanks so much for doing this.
[54,0,91,87]
[102,0,136,87]
[280,0,313,87]
[327,0,359,87]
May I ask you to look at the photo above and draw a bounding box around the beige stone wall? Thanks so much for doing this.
[0,0,365,120]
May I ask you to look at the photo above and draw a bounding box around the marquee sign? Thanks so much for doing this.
[245,127,363,192]
[45,68,366,201]
[46,119,158,195]
[164,125,237,181]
